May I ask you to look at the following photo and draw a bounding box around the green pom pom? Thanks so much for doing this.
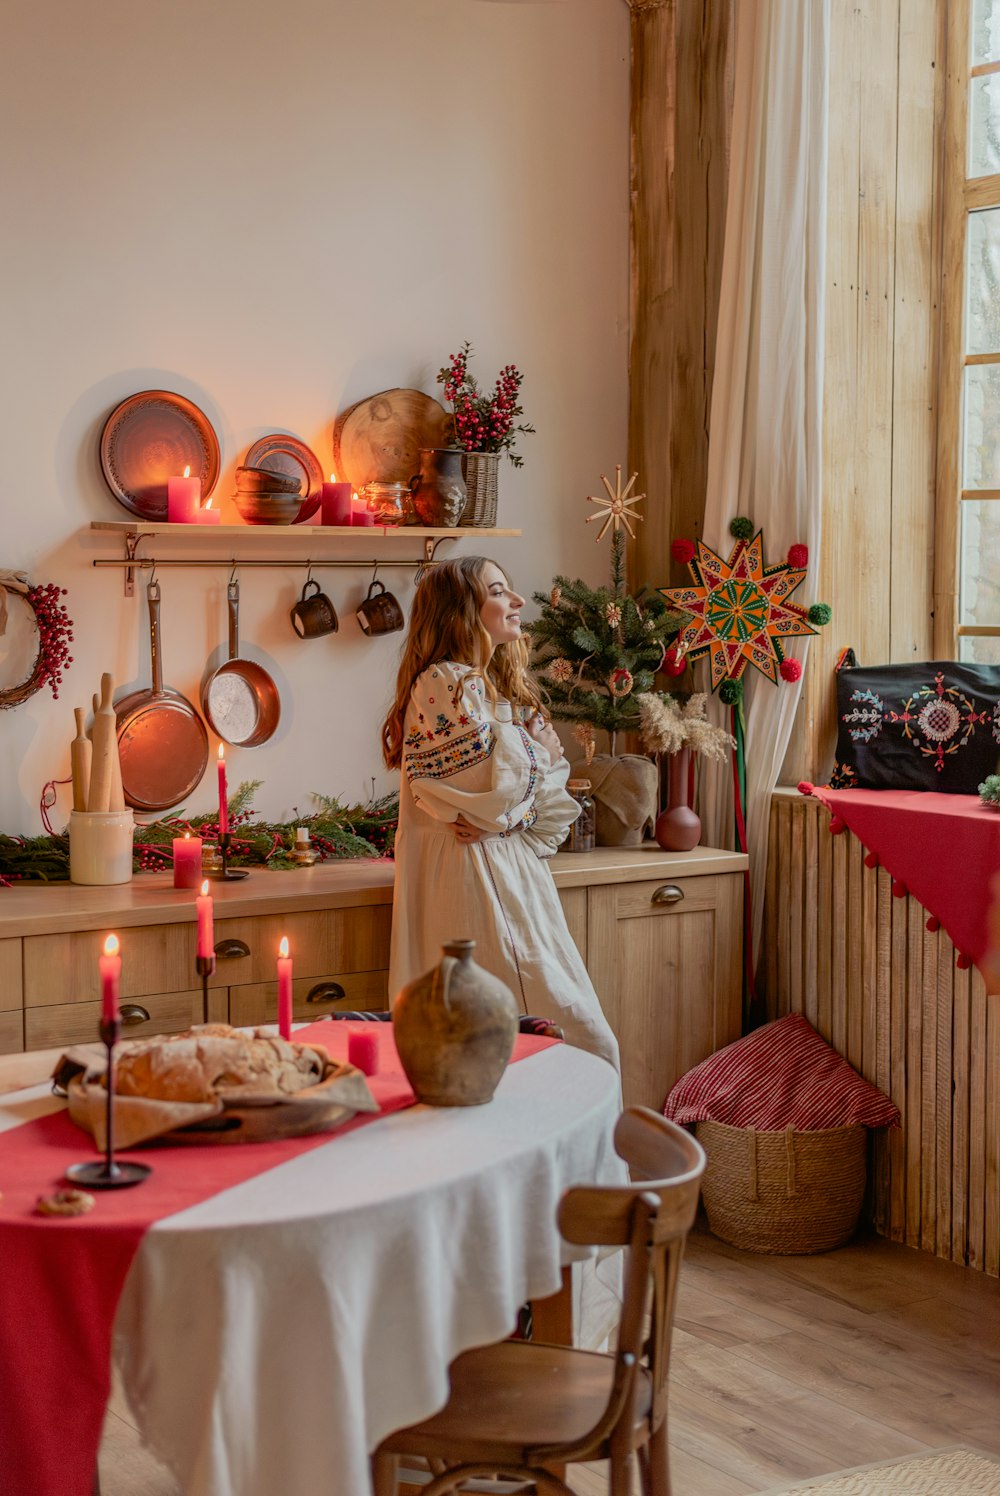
[808,602,832,626]
[719,678,744,705]
[729,516,754,541]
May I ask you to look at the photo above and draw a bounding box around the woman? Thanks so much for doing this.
[382,556,619,1072]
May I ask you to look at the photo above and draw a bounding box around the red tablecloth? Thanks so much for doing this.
[801,785,1000,987]
[0,1023,557,1496]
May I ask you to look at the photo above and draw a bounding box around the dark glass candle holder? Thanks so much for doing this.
[206,832,248,882]
[65,1016,152,1190]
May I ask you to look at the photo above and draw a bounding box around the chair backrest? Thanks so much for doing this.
[552,1107,705,1459]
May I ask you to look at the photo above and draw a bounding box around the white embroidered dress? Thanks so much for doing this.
[389,661,620,1072]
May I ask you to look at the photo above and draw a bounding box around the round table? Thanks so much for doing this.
[108,1041,623,1496]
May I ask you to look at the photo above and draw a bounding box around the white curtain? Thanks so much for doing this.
[698,0,830,964]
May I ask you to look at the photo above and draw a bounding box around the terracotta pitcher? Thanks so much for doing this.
[392,939,519,1105]
[408,448,467,527]
[654,746,702,852]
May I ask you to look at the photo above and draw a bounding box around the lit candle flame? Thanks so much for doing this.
[329,471,337,483]
[204,497,213,511]
[279,936,289,959]
[218,743,225,762]
[201,879,210,897]
[184,831,190,840]
[103,933,119,958]
[183,465,191,479]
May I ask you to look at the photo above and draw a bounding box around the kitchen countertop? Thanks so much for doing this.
[0,844,747,938]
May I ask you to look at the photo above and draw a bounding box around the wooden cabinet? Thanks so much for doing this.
[0,851,746,1094]
[587,871,743,1111]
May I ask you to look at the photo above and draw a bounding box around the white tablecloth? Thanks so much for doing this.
[101,1043,623,1496]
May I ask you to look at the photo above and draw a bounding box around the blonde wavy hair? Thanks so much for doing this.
[381,556,544,769]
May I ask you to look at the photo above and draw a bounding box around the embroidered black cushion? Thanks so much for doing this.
[831,653,1000,792]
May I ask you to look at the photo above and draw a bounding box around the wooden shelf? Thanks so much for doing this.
[90,522,521,539]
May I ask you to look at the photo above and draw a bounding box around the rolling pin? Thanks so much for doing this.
[70,709,91,812]
[88,674,117,813]
[94,688,126,811]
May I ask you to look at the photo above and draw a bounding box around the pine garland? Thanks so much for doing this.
[0,782,399,886]
[529,531,682,747]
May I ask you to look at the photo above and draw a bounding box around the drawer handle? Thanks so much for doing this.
[306,981,347,1004]
[120,1003,151,1026]
[651,884,685,906]
[214,939,250,960]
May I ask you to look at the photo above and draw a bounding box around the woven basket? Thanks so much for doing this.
[697,1119,867,1254]
[460,452,500,527]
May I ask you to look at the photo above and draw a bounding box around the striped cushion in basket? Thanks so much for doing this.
[663,1013,900,1131]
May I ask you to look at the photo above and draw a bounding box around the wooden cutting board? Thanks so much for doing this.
[333,387,450,489]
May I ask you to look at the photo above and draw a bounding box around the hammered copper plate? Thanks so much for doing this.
[100,390,221,520]
[244,434,323,523]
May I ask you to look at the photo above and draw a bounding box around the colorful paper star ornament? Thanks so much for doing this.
[660,528,827,690]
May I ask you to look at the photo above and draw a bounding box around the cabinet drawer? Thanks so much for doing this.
[24,923,197,1007]
[229,970,389,1028]
[0,939,22,1011]
[212,906,391,987]
[25,989,205,1051]
[615,874,726,921]
[0,1009,23,1054]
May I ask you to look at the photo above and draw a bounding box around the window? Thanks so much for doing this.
[942,0,1000,660]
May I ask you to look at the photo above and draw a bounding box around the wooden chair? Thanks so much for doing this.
[371,1106,705,1496]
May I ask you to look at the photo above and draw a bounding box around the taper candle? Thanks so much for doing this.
[217,744,229,836]
[99,933,121,1022]
[196,879,214,961]
[173,831,203,889]
[277,936,293,1040]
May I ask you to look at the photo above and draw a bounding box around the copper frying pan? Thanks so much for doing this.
[201,580,280,747]
[116,578,210,812]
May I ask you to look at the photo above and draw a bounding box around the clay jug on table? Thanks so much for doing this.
[392,939,519,1106]
[409,448,467,527]
[654,745,702,852]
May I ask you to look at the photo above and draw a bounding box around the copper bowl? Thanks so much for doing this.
[233,490,308,525]
[235,465,303,495]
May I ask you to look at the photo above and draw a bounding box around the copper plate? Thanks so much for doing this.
[100,390,221,520]
[244,434,323,523]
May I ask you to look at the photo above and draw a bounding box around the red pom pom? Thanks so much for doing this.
[829,815,846,835]
[797,780,814,796]
[787,543,809,568]
[671,538,697,565]
[892,880,907,899]
[662,646,687,677]
[779,657,803,683]
[957,953,972,970]
[864,851,879,869]
[926,916,940,933]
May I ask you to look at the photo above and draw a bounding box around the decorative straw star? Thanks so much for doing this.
[585,465,645,542]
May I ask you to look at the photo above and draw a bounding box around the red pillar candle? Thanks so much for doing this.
[351,492,375,527]
[277,936,293,1040]
[321,476,353,526]
[217,744,229,836]
[192,496,221,525]
[99,933,121,1023]
[167,465,201,523]
[196,879,214,961]
[348,1029,380,1077]
[173,831,203,889]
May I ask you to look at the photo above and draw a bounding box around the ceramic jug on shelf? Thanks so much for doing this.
[409,448,467,527]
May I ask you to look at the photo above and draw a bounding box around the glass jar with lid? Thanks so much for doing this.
[359,481,414,525]
[565,779,595,853]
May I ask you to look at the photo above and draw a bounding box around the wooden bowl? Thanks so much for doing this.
[235,465,303,495]
[233,490,309,525]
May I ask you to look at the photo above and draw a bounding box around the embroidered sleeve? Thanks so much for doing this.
[519,746,581,858]
[402,663,539,832]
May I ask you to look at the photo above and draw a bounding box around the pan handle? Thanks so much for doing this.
[228,580,240,662]
[147,579,163,696]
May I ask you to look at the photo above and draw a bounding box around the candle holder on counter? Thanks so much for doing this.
[206,832,248,881]
[65,1016,153,1190]
[290,827,318,867]
[197,953,216,1013]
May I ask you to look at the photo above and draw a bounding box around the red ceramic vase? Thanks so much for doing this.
[654,746,702,852]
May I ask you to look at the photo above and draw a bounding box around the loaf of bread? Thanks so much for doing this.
[114,1024,326,1104]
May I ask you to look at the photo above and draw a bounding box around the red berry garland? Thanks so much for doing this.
[0,581,74,709]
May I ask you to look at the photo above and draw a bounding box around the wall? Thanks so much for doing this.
[0,0,629,833]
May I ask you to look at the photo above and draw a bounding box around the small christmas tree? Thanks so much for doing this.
[529,468,681,754]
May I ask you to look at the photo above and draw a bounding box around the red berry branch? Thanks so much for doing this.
[0,580,75,710]
[437,342,535,468]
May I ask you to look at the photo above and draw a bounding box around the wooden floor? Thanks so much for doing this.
[99,1225,1000,1495]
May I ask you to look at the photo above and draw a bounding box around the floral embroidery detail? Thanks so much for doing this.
[434,713,451,736]
[405,723,497,782]
[457,713,470,726]
[828,761,858,789]
[515,724,540,806]
[843,688,884,744]
[404,726,424,749]
[498,801,538,839]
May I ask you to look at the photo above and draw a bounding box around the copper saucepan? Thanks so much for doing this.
[116,578,210,812]
[201,580,280,747]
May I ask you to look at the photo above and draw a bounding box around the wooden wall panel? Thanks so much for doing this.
[765,789,999,1277]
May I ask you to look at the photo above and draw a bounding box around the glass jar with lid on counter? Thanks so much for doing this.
[565,779,595,853]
